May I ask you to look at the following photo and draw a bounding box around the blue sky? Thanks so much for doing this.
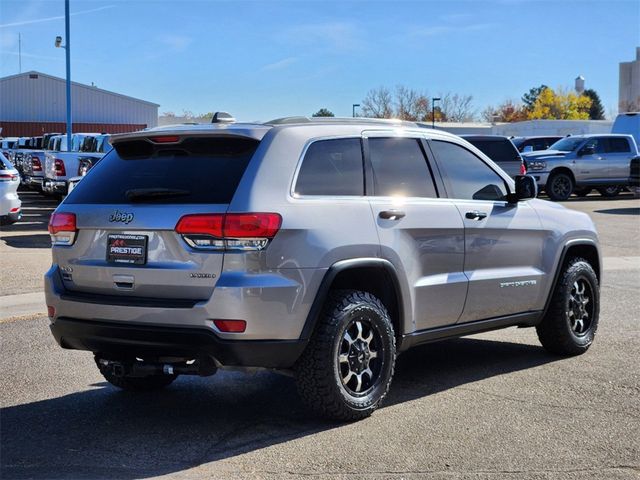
[1,0,639,120]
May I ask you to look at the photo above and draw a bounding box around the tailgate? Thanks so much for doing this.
[54,204,226,300]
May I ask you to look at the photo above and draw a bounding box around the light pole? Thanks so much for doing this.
[55,0,72,150]
[352,104,360,118]
[431,97,441,129]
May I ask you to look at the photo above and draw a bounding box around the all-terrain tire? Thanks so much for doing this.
[96,357,177,391]
[295,290,396,421]
[546,172,574,201]
[536,257,599,356]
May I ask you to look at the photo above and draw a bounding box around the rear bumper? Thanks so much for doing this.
[23,175,44,188]
[43,178,66,194]
[0,209,21,225]
[50,317,307,368]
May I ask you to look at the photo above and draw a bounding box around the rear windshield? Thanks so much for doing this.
[465,139,519,163]
[65,136,259,204]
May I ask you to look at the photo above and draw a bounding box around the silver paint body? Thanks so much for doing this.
[523,134,639,189]
[45,122,600,346]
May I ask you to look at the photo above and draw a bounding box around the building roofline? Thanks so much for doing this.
[0,71,160,107]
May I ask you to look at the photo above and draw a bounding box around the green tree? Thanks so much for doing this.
[522,84,548,112]
[582,89,605,120]
[312,108,335,117]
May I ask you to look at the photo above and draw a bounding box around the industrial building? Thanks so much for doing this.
[0,71,159,137]
[619,47,640,113]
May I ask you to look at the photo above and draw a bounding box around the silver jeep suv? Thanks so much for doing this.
[45,117,601,421]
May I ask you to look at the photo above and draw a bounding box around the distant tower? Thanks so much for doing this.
[575,75,585,94]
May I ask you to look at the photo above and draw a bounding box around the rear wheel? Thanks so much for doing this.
[295,290,396,421]
[536,257,599,356]
[546,172,574,201]
[95,356,177,391]
[597,186,621,198]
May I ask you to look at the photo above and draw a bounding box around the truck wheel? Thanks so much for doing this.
[536,258,599,356]
[547,172,574,201]
[573,187,592,197]
[597,186,621,197]
[95,357,177,391]
[295,290,396,421]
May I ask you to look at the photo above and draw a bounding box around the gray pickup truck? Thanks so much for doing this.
[523,134,639,200]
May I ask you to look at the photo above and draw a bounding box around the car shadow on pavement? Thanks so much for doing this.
[0,234,51,248]
[0,337,560,479]
[593,207,640,215]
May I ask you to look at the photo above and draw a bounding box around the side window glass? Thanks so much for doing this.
[368,137,437,198]
[607,138,631,153]
[431,141,508,201]
[583,138,605,154]
[294,138,364,196]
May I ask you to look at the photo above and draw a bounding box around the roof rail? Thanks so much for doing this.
[264,116,418,127]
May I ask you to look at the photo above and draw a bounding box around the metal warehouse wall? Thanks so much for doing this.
[0,72,158,128]
[0,122,146,137]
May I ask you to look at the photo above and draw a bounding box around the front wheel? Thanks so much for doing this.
[295,290,396,421]
[597,186,621,198]
[546,172,574,201]
[536,258,599,356]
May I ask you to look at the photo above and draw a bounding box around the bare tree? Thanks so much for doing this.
[395,86,430,121]
[439,93,476,122]
[361,87,394,118]
[481,100,526,123]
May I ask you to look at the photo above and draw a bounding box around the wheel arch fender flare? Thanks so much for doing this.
[542,238,601,318]
[298,258,408,342]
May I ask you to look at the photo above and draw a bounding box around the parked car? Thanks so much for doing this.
[66,134,112,195]
[460,135,526,177]
[0,152,21,225]
[21,133,61,191]
[629,156,640,193]
[522,134,639,200]
[511,136,563,153]
[46,116,601,421]
[612,112,640,146]
[43,133,103,196]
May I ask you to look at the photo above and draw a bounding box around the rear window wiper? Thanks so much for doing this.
[125,188,191,202]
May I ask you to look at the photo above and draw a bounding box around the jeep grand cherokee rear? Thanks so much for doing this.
[46,118,601,421]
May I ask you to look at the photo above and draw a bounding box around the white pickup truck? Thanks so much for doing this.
[43,133,110,196]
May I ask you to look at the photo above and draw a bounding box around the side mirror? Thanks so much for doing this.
[579,145,595,156]
[522,145,534,153]
[512,175,537,202]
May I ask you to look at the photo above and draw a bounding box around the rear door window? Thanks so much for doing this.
[368,137,437,197]
[65,136,259,204]
[294,138,364,196]
[606,137,631,153]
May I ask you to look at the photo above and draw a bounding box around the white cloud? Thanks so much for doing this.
[279,22,363,53]
[409,23,496,37]
[262,57,298,71]
[0,5,115,28]
[158,35,193,52]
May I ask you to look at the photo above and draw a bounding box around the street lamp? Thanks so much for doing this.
[352,104,360,118]
[54,0,72,150]
[431,97,441,129]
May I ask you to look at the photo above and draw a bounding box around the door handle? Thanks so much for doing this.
[379,210,406,220]
[465,211,487,220]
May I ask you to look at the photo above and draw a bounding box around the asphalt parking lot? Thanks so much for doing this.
[1,191,639,479]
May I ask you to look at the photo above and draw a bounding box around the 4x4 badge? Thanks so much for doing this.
[109,211,134,224]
